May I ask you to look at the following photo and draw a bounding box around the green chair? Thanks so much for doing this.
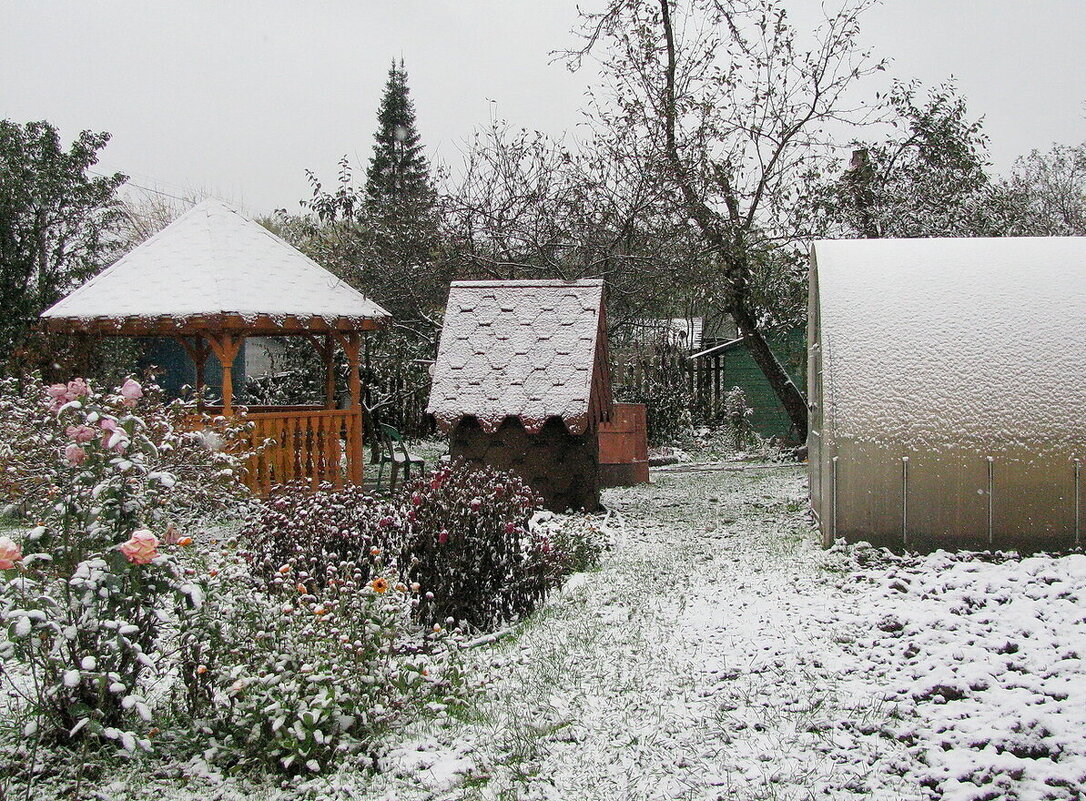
[375,423,426,491]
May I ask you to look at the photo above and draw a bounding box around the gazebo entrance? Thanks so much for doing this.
[180,328,369,494]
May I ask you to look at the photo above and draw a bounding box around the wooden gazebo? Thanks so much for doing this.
[40,199,390,493]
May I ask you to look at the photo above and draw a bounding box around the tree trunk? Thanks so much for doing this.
[656,0,808,443]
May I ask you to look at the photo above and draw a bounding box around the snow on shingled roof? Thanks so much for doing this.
[40,198,389,335]
[427,279,613,435]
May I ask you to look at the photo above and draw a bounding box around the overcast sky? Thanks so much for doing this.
[2,1,1083,215]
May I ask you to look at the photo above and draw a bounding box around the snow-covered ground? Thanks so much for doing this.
[70,464,1086,800]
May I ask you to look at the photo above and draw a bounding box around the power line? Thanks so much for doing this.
[88,169,194,203]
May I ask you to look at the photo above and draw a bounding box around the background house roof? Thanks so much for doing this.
[40,198,389,336]
[427,279,612,435]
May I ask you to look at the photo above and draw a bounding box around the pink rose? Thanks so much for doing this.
[0,536,22,570]
[66,424,96,444]
[99,418,127,453]
[46,383,69,412]
[66,378,90,398]
[119,530,158,565]
[438,529,449,545]
[119,378,142,407]
[64,444,87,466]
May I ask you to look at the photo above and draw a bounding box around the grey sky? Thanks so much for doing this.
[2,1,1083,215]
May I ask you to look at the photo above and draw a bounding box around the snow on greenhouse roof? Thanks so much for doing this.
[427,280,612,435]
[40,198,389,335]
[812,236,1086,456]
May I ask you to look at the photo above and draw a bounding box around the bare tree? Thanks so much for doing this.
[445,120,716,339]
[1000,142,1086,236]
[566,0,884,440]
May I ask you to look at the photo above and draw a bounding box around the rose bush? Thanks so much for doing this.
[0,376,248,766]
[173,540,463,774]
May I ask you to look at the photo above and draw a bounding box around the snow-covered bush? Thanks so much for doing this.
[529,510,613,583]
[721,385,755,449]
[174,543,462,775]
[241,482,404,593]
[397,463,545,631]
[242,463,546,632]
[0,377,231,756]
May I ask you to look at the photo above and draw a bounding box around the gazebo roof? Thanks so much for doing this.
[40,198,390,336]
[427,279,613,435]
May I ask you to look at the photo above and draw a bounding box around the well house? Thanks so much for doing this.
[427,279,613,512]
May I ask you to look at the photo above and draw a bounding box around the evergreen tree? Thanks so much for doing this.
[365,59,435,210]
[298,59,449,327]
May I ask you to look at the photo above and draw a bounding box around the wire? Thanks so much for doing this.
[88,169,195,203]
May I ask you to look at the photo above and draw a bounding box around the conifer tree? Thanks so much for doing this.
[365,59,435,210]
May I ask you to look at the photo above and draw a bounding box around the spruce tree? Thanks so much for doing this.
[365,59,435,209]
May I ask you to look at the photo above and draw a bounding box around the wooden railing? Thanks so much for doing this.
[243,408,363,494]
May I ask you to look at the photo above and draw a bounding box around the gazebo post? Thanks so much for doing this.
[206,332,244,415]
[174,336,211,409]
[332,331,363,484]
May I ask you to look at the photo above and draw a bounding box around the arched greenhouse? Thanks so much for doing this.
[808,237,1086,551]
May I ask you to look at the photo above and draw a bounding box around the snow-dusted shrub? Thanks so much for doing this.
[529,510,613,583]
[240,482,404,594]
[0,377,221,757]
[721,385,755,449]
[0,375,252,526]
[174,545,461,775]
[398,463,545,631]
[242,464,546,632]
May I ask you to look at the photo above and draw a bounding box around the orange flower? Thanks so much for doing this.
[370,577,389,594]
[208,568,219,577]
[370,546,382,557]
[278,564,291,574]
[196,665,207,675]
[177,536,193,547]
[296,583,307,594]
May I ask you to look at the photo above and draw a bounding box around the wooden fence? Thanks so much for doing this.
[611,331,806,440]
[244,407,363,494]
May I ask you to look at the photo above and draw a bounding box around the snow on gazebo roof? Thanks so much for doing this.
[40,198,389,336]
[427,279,613,435]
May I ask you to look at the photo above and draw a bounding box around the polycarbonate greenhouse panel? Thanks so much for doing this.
[809,237,1086,550]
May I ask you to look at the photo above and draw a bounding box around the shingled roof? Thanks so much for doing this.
[427,279,613,435]
[40,198,389,336]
